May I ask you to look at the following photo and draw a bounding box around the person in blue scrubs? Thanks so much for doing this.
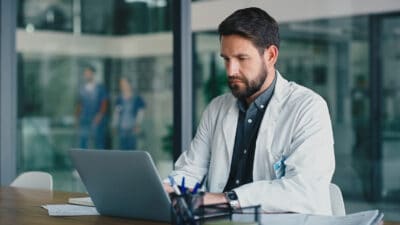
[75,65,108,149]
[114,77,145,150]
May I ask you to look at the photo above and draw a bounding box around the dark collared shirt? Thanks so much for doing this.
[223,75,277,192]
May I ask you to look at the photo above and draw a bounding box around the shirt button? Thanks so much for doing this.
[244,149,247,154]
[247,119,253,123]
[260,104,265,109]
[235,180,240,185]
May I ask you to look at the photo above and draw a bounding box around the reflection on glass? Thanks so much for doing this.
[351,75,371,199]
[18,0,172,35]
[18,0,73,32]
[17,0,174,192]
[381,16,400,202]
[193,33,229,125]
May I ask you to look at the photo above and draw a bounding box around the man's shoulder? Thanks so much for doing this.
[291,82,321,98]
[276,72,325,105]
[208,93,235,107]
[201,93,236,116]
[285,81,327,109]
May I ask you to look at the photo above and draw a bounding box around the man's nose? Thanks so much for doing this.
[226,61,239,76]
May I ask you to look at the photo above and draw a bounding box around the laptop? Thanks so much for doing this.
[68,149,171,222]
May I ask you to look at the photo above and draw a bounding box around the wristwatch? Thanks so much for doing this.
[225,191,240,209]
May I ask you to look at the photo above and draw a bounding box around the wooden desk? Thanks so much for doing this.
[1,186,399,225]
[0,186,167,225]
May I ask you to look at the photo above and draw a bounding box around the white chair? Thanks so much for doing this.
[10,171,53,190]
[330,183,345,216]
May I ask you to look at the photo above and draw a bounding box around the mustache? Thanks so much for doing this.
[228,76,245,82]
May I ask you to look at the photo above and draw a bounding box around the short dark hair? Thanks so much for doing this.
[218,7,280,53]
[84,64,96,73]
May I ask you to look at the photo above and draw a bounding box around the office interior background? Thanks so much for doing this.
[0,0,399,220]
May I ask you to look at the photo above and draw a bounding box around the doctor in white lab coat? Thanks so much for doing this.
[165,7,335,215]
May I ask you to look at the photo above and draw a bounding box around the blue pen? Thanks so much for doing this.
[180,177,186,194]
[192,183,200,194]
[168,176,182,195]
[192,175,206,194]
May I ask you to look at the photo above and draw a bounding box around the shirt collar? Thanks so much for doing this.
[237,73,277,112]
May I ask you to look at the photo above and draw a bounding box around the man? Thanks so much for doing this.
[165,7,335,215]
[351,75,371,200]
[75,65,108,149]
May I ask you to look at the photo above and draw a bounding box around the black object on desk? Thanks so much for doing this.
[171,192,260,225]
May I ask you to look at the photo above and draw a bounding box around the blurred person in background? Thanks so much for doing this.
[75,65,108,149]
[113,77,145,150]
[351,75,372,199]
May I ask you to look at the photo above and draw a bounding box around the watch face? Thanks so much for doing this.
[227,191,238,200]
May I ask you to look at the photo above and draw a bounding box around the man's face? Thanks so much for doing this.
[83,69,94,82]
[220,35,269,101]
[119,78,131,93]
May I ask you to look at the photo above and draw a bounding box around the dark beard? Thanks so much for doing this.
[228,64,268,101]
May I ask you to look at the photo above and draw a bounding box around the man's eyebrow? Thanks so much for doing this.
[219,53,249,58]
[235,53,249,57]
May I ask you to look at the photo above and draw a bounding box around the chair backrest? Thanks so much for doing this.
[329,183,345,216]
[10,171,53,190]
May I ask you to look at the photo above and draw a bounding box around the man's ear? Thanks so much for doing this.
[263,45,279,66]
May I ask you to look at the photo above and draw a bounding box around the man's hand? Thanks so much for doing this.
[203,193,228,205]
[163,184,231,206]
[163,183,174,194]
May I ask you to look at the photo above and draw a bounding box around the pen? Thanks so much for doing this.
[192,175,207,194]
[168,175,182,195]
[192,183,200,194]
[180,177,186,194]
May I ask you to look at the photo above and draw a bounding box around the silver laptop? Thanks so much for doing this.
[68,149,171,222]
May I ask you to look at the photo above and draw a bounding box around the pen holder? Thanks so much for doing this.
[230,205,261,225]
[200,204,261,225]
[171,192,205,225]
[171,193,261,225]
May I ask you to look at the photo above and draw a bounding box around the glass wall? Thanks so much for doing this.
[17,0,174,192]
[381,15,400,202]
[193,14,400,221]
[18,0,171,35]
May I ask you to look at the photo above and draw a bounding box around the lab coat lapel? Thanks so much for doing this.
[258,72,287,136]
[255,72,288,174]
[258,98,279,139]
[222,100,239,164]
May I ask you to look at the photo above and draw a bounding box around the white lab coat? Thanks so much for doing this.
[170,71,335,215]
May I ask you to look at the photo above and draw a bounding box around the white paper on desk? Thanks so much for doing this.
[43,204,99,216]
[232,210,383,225]
[68,197,94,206]
[305,210,383,225]
[233,213,305,225]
